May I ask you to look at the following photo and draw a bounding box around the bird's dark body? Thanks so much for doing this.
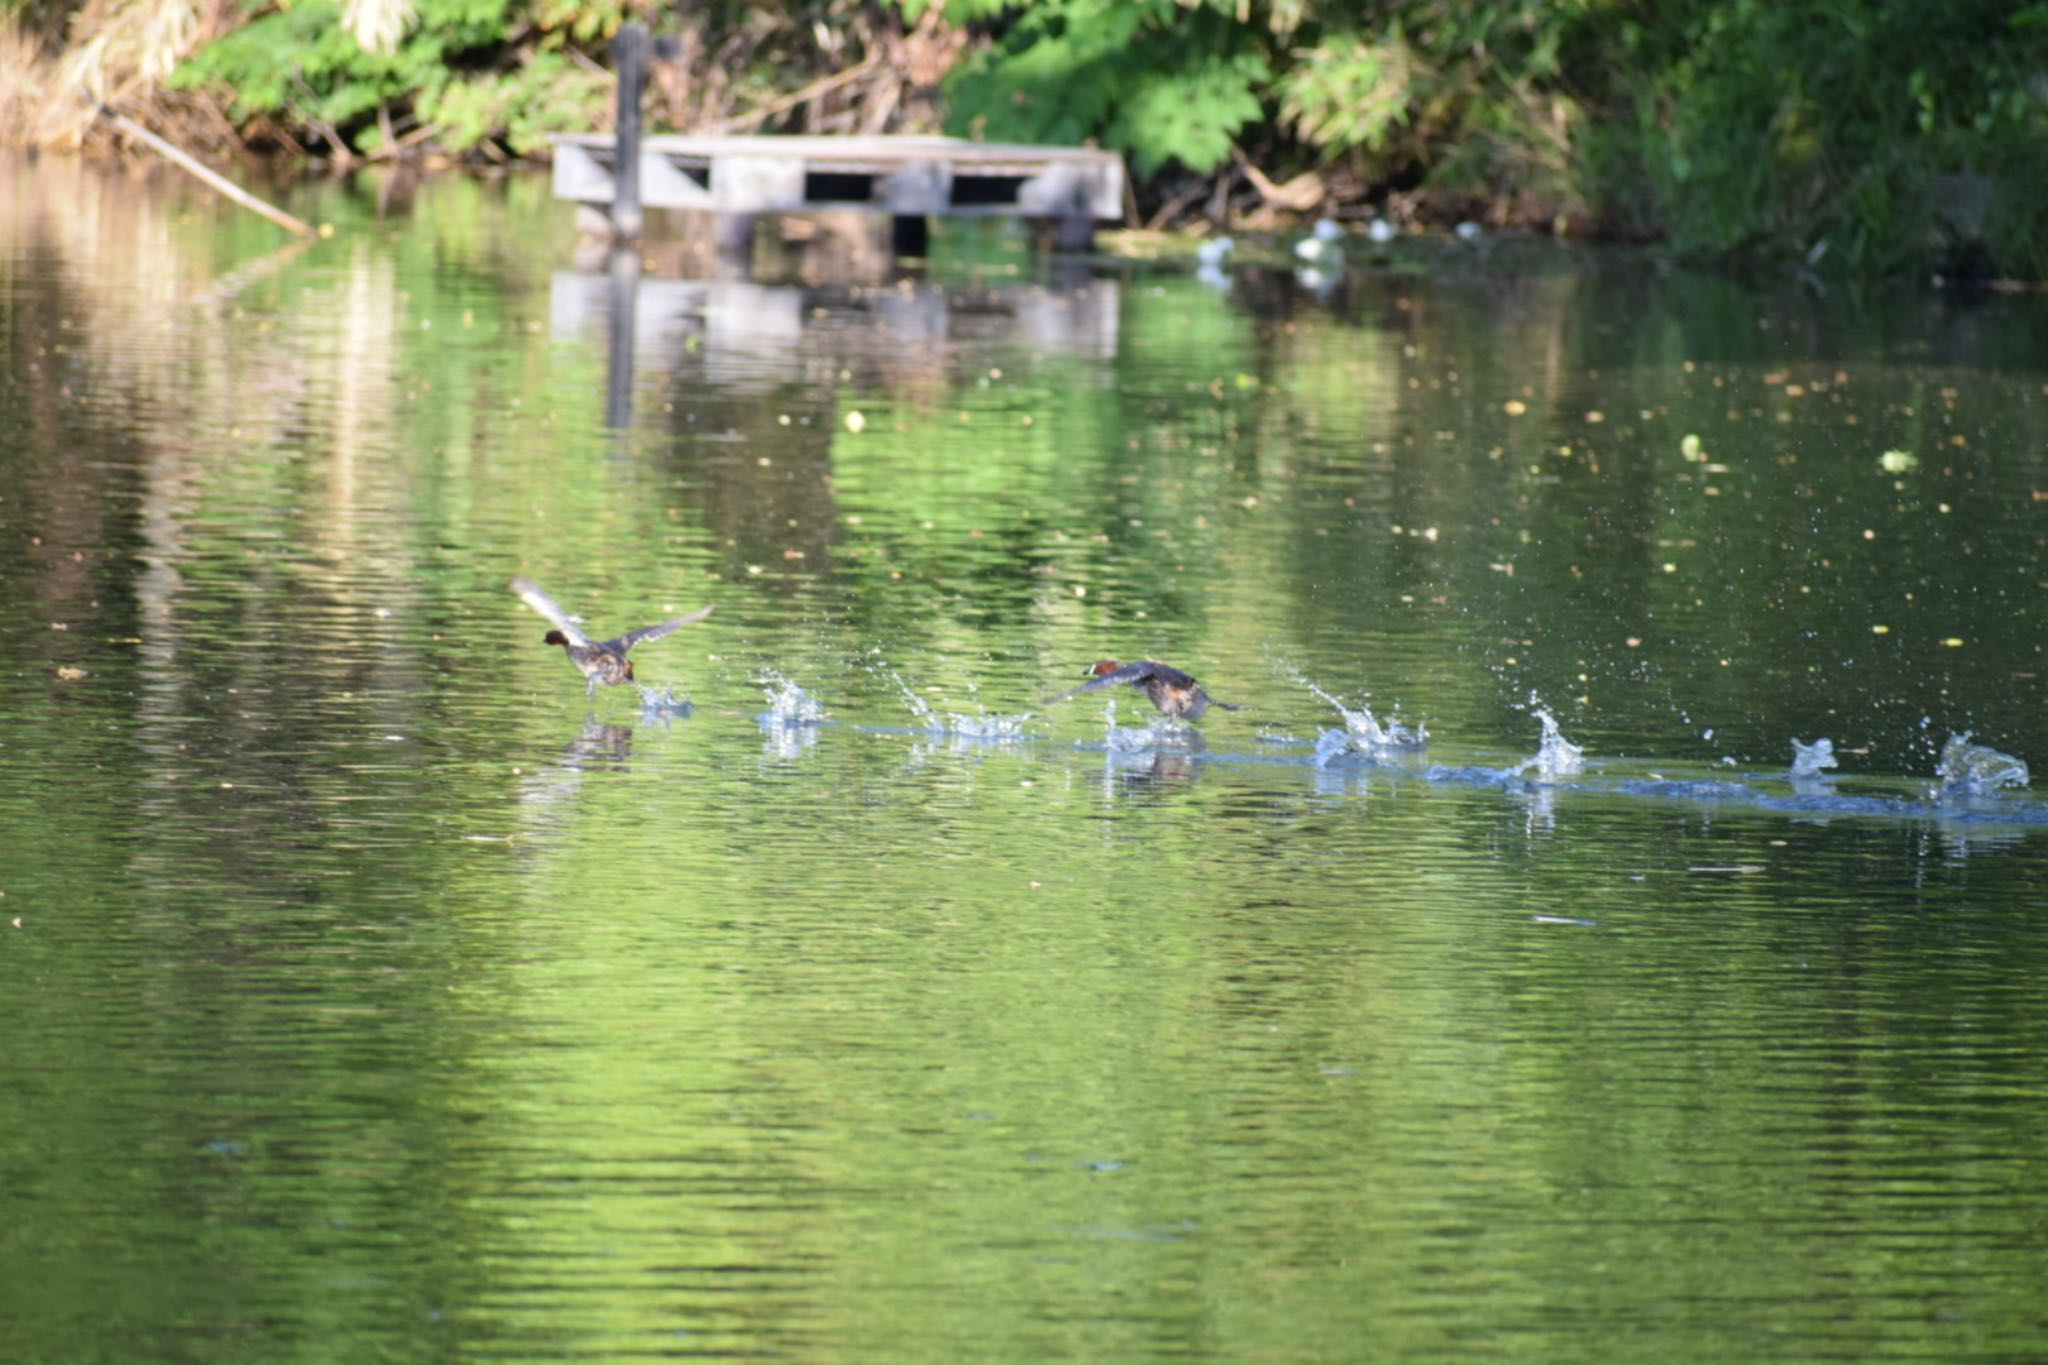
[1041,659,1241,719]
[542,628,638,690]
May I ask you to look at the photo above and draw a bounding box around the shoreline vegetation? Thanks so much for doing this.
[5,0,2045,278]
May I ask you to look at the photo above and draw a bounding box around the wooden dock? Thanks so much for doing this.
[551,133,1125,253]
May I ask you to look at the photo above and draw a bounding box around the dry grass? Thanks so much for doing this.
[0,18,51,142]
[5,0,228,150]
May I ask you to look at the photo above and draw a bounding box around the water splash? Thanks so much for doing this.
[1791,737,1837,778]
[754,672,823,760]
[1273,656,1427,759]
[946,711,1033,742]
[636,683,693,722]
[1312,729,1353,769]
[870,655,938,730]
[1512,697,1583,779]
[1937,734,2029,795]
[871,654,1031,742]
[1100,697,1201,754]
[755,670,825,727]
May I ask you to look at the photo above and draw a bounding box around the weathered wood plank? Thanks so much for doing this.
[552,132,1120,167]
[552,132,1124,228]
[556,132,1122,254]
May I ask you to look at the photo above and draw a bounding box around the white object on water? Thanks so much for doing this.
[1367,218,1397,244]
[1195,235,1234,265]
[1455,221,1483,242]
[1293,236,1328,262]
[1312,218,1343,242]
[1294,265,1337,295]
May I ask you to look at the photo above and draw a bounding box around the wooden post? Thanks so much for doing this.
[611,23,650,243]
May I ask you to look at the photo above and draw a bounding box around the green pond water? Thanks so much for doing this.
[4,153,2048,1361]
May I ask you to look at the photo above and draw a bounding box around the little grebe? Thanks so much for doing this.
[1041,659,1240,719]
[511,575,713,698]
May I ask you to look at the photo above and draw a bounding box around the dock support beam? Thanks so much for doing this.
[714,213,758,261]
[1056,215,1095,252]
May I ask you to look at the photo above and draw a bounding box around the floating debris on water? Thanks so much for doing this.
[1791,737,1838,778]
[1937,733,2028,795]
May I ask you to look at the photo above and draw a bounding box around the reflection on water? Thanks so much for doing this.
[6,152,2048,1362]
[552,251,1121,426]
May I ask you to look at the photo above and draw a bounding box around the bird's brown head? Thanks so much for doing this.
[1088,659,1124,678]
[543,629,569,647]
[624,660,636,681]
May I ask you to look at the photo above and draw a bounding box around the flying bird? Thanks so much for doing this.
[1041,659,1241,720]
[511,575,713,698]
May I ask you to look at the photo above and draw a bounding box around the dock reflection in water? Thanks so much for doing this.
[554,255,1120,425]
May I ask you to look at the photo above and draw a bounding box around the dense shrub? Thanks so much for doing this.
[13,0,2047,274]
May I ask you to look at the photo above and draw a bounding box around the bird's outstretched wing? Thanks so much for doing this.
[619,604,715,649]
[1039,661,1155,708]
[510,576,592,647]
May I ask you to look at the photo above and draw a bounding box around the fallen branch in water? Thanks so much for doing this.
[83,88,314,237]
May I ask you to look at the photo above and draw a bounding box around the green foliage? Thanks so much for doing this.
[939,1,1592,210]
[938,0,1268,176]
[1577,0,2048,274]
[1276,32,1413,152]
[413,52,611,156]
[138,0,2048,275]
[170,0,625,153]
[930,0,2048,273]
